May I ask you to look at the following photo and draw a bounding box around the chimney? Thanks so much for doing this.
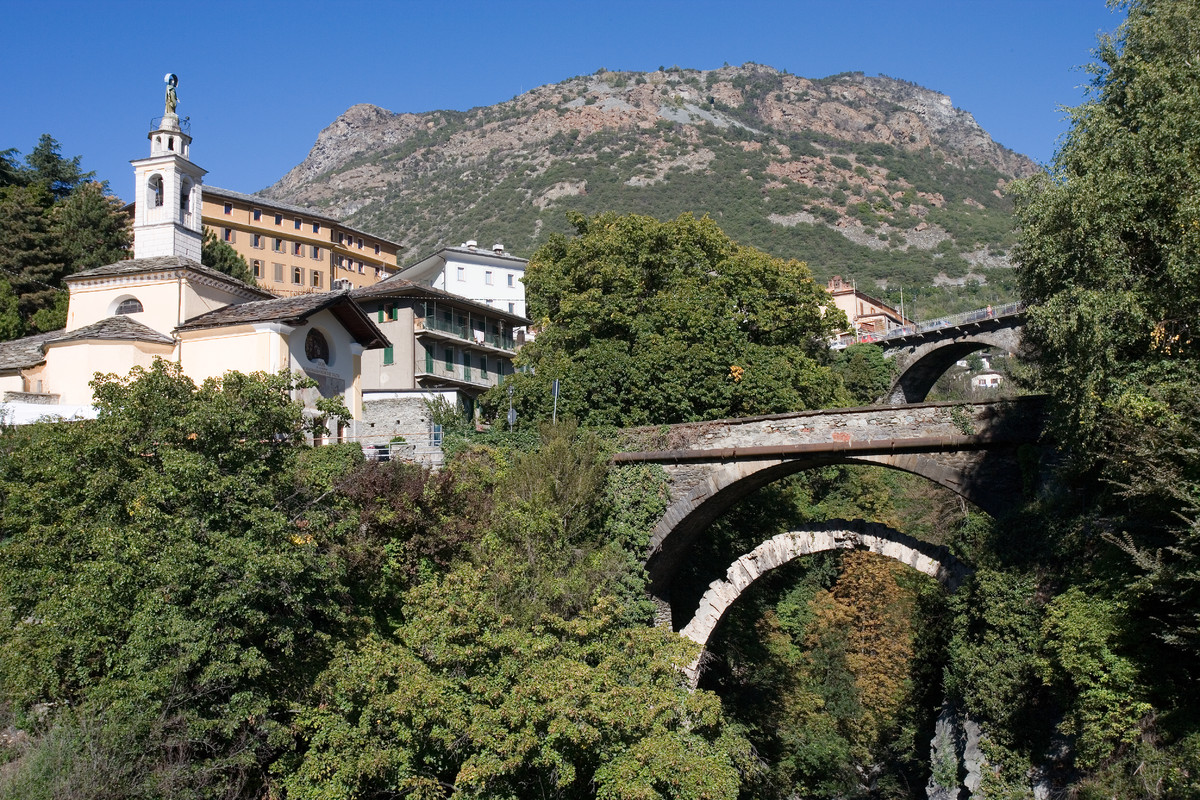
[493,243,504,255]
[465,240,478,251]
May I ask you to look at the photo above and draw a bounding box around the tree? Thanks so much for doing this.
[202,227,255,285]
[1011,4,1200,785]
[492,212,846,427]
[23,134,96,200]
[832,343,894,405]
[54,181,130,272]
[0,184,66,337]
[0,363,359,797]
[281,567,751,800]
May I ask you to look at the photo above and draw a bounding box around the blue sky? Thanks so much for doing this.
[1,1,1125,205]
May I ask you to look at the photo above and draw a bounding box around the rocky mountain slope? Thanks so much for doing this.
[264,64,1040,308]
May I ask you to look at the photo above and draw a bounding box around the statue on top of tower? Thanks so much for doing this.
[164,73,178,116]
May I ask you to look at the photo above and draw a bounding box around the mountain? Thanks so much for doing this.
[263,64,1040,310]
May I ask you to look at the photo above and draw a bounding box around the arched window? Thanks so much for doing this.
[147,174,164,207]
[180,179,191,214]
[115,298,144,315]
[305,329,330,364]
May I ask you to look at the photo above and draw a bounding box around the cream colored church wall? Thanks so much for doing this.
[66,278,188,336]
[42,340,175,405]
[178,327,279,386]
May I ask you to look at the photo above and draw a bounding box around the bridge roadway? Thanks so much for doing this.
[613,396,1045,624]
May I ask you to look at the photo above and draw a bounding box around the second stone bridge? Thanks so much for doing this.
[613,397,1045,619]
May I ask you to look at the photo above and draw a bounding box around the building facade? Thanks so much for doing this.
[826,275,912,345]
[201,186,402,296]
[353,278,531,449]
[394,241,529,320]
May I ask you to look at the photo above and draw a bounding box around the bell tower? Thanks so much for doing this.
[130,73,206,261]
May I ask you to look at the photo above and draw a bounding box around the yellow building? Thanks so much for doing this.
[201,186,401,295]
[826,275,912,344]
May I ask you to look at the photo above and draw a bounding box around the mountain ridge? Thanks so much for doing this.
[263,63,1039,310]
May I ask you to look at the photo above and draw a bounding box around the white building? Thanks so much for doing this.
[393,241,529,321]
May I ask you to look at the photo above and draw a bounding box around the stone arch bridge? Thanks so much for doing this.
[875,305,1025,405]
[676,519,970,684]
[613,397,1044,629]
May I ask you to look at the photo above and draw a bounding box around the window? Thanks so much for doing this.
[293,242,303,256]
[252,260,263,278]
[358,261,364,274]
[252,234,262,248]
[336,255,344,269]
[485,271,494,285]
[456,266,465,282]
[311,271,322,288]
[444,347,453,370]
[479,355,487,376]
[374,243,380,255]
[274,213,282,225]
[292,217,300,230]
[274,263,284,282]
[253,208,262,221]
[305,329,329,363]
[312,222,320,234]
[507,273,514,287]
[115,298,143,315]
[382,346,394,366]
[223,202,232,215]
[180,180,191,213]
[357,238,363,249]
[338,232,345,244]
[292,267,302,285]
[311,246,321,259]
[223,227,234,243]
[508,302,515,313]
[388,304,398,322]
[148,174,163,207]
[273,238,284,253]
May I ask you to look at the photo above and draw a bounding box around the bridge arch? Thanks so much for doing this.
[882,320,1023,405]
[679,519,969,685]
[645,449,1020,605]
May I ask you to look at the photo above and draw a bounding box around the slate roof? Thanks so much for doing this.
[48,316,176,346]
[66,255,274,299]
[0,330,63,371]
[176,291,388,349]
[352,279,532,326]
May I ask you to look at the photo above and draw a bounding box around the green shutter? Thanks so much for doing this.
[377,305,384,323]
[383,346,394,365]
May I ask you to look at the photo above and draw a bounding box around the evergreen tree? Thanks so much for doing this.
[24,134,96,200]
[54,181,131,271]
[0,184,66,337]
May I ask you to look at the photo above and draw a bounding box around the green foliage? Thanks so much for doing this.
[495,212,845,427]
[54,181,130,271]
[200,227,255,284]
[832,342,894,404]
[0,140,128,340]
[282,567,750,800]
[0,363,354,796]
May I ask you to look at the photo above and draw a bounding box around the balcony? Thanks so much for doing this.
[415,316,516,353]
[416,357,504,391]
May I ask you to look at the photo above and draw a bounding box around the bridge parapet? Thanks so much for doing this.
[615,398,1040,459]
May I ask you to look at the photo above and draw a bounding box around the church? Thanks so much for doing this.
[0,75,390,434]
